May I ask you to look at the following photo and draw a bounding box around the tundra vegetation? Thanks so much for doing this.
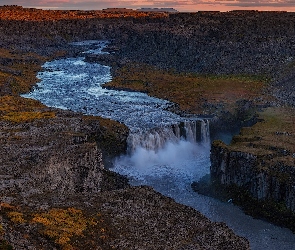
[105,63,267,114]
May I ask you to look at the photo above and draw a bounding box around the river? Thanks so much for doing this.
[22,40,295,250]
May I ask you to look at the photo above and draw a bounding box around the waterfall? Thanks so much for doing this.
[127,119,210,153]
[201,119,210,144]
[127,127,179,153]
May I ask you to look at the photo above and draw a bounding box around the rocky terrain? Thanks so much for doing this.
[1,4,295,248]
[0,105,248,249]
[0,6,254,249]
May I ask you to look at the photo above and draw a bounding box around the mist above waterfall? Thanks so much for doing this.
[114,139,210,182]
[113,121,211,189]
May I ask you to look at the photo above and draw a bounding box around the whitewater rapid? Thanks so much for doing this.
[22,40,295,250]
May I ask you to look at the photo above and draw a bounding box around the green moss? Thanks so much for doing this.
[228,107,295,165]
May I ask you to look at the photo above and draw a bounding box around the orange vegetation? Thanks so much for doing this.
[1,202,110,249]
[0,6,168,21]
[0,96,55,122]
[32,208,88,247]
[0,48,56,122]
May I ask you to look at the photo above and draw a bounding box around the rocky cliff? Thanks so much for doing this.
[0,109,129,198]
[0,110,249,249]
[207,105,295,230]
[211,141,295,212]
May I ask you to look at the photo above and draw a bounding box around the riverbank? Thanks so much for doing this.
[0,41,249,250]
[98,11,295,232]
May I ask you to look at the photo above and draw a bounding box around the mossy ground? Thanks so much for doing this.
[0,202,112,249]
[0,49,56,123]
[105,63,267,114]
[107,62,295,231]
[230,107,295,166]
[0,49,45,94]
[108,63,294,193]
[0,47,129,248]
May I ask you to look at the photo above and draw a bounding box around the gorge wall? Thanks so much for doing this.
[1,5,295,247]
[0,109,129,201]
[210,141,295,213]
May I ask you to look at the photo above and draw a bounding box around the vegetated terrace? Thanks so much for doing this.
[105,63,267,114]
[230,107,295,166]
[105,62,294,168]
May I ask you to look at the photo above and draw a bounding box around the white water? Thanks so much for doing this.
[22,40,295,250]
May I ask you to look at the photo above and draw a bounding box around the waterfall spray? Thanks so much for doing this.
[113,118,211,186]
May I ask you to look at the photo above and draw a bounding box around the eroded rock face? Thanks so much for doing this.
[210,141,295,212]
[0,110,128,201]
[0,8,269,248]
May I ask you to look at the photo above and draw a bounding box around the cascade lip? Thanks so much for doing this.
[182,114,215,119]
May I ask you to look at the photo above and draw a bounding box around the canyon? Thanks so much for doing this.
[0,5,294,249]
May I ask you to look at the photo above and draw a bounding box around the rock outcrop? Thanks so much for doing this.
[210,140,295,212]
[0,110,250,249]
[0,110,129,200]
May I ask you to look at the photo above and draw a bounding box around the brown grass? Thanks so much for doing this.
[105,63,266,114]
[230,107,295,165]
